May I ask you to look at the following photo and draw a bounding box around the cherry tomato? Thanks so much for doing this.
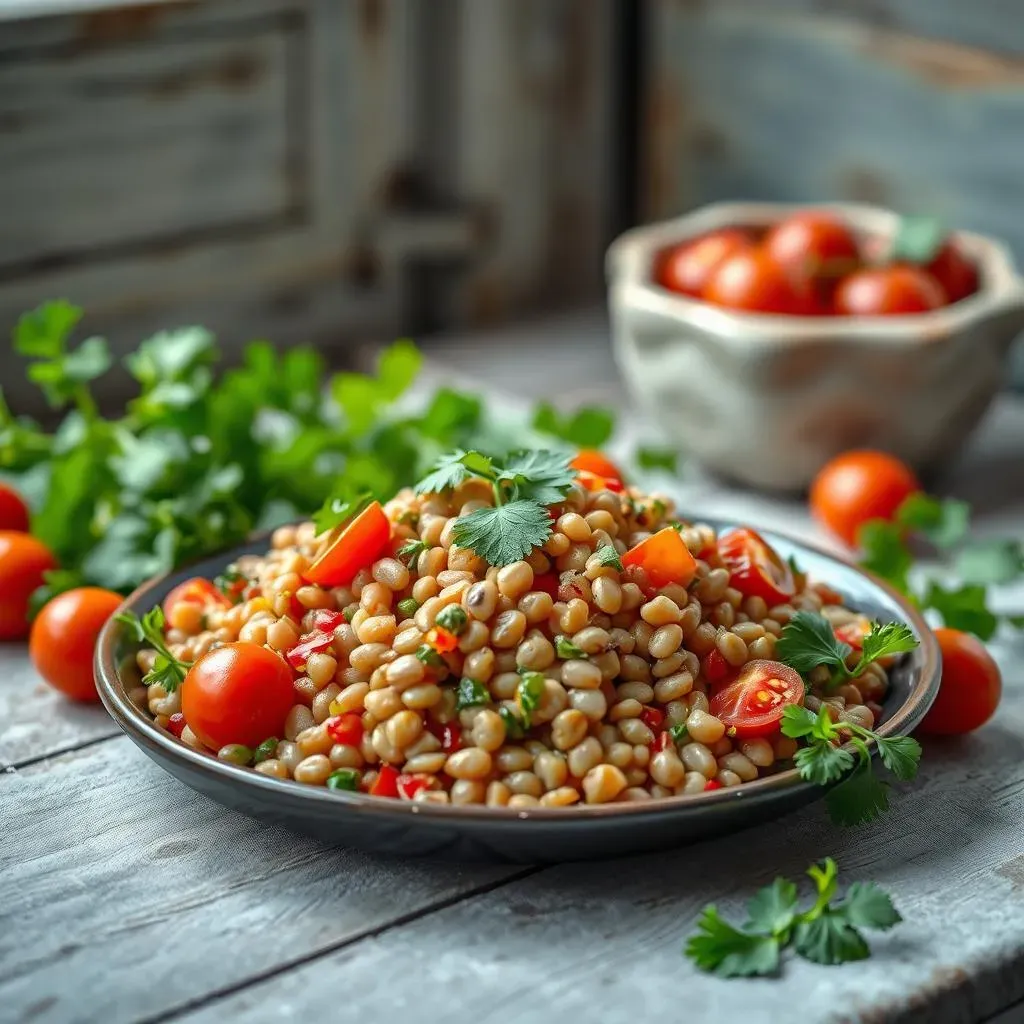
[370,764,400,798]
[702,248,808,314]
[640,706,665,731]
[622,527,697,590]
[810,450,920,547]
[764,211,860,282]
[163,577,230,622]
[304,501,391,588]
[181,643,295,750]
[709,660,805,738]
[657,229,753,297]
[576,470,624,493]
[835,619,871,651]
[834,265,946,315]
[926,241,978,304]
[396,773,432,800]
[570,449,623,482]
[717,528,795,607]
[0,531,58,640]
[29,587,123,702]
[326,713,365,747]
[918,628,1001,736]
[0,483,30,532]
[704,779,723,792]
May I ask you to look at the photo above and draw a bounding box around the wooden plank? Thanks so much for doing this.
[177,641,1024,1024]
[0,738,526,1024]
[0,645,118,768]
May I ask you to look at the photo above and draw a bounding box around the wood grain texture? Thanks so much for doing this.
[176,642,1024,1024]
[0,738,525,1024]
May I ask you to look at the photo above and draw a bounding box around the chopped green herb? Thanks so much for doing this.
[455,677,490,711]
[636,446,678,474]
[685,858,901,977]
[554,634,587,659]
[415,644,447,670]
[857,519,913,594]
[396,539,428,567]
[923,581,1000,641]
[116,607,192,692]
[214,567,247,604]
[396,597,420,618]
[896,494,969,549]
[954,539,1024,586]
[254,737,279,764]
[532,402,616,448]
[499,705,527,739]
[516,672,546,726]
[668,722,689,746]
[343,606,357,624]
[890,215,946,265]
[594,544,624,572]
[326,768,361,792]
[435,604,469,636]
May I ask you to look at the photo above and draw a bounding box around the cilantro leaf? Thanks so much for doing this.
[636,446,678,474]
[923,581,999,641]
[857,520,913,593]
[807,857,840,908]
[14,300,82,358]
[312,490,373,534]
[397,539,428,567]
[1009,615,1024,631]
[456,678,490,711]
[116,606,191,691]
[415,449,493,494]
[794,741,855,786]
[776,611,852,675]
[858,621,918,666]
[746,878,798,936]
[780,704,819,739]
[891,215,946,265]
[896,493,970,549]
[554,634,587,659]
[825,760,891,827]
[498,450,575,505]
[499,705,527,739]
[685,907,781,978]
[876,735,921,782]
[954,539,1024,586]
[418,389,482,442]
[517,672,546,725]
[840,882,903,931]
[594,544,624,572]
[453,501,553,567]
[376,338,422,400]
[532,402,616,448]
[794,915,870,966]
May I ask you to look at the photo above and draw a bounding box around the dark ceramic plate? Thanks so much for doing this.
[95,520,940,863]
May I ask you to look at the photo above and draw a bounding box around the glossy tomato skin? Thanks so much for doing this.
[709,660,805,738]
[717,528,795,607]
[570,450,623,482]
[0,531,58,640]
[703,248,807,314]
[658,229,752,297]
[834,265,946,315]
[181,643,295,751]
[304,501,391,588]
[810,450,920,547]
[926,242,978,304]
[764,212,860,280]
[0,483,30,532]
[30,587,122,702]
[918,628,1001,736]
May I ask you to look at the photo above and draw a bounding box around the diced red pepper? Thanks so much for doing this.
[304,501,392,588]
[426,626,459,654]
[168,712,186,738]
[427,720,463,752]
[286,630,334,671]
[310,609,345,633]
[326,713,364,748]
[704,779,722,792]
[576,470,623,494]
[651,731,673,752]
[396,773,432,800]
[533,573,560,599]
[702,649,731,685]
[369,764,400,798]
[640,706,665,731]
[289,593,306,622]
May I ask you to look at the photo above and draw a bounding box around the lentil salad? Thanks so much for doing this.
[128,449,908,810]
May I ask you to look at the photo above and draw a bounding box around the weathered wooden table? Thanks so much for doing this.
[3,313,1024,1024]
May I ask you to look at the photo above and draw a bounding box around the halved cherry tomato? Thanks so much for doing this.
[717,528,795,607]
[30,587,123,702]
[657,229,753,297]
[926,241,977,304]
[640,706,665,731]
[326,713,365,747]
[0,483,30,532]
[304,501,391,588]
[570,450,623,482]
[622,527,697,590]
[163,577,230,621]
[370,764,400,798]
[764,211,860,283]
[0,531,58,640]
[918,628,1001,736]
[286,631,334,671]
[709,660,805,738]
[834,265,946,315]
[397,773,432,800]
[810,450,920,547]
[181,643,295,750]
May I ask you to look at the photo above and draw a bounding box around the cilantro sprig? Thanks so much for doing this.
[780,704,921,826]
[415,448,575,566]
[685,858,901,977]
[115,607,192,692]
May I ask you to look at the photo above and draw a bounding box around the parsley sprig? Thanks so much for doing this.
[685,858,901,977]
[115,607,192,692]
[415,448,576,566]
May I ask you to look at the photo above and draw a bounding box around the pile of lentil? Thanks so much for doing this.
[136,476,890,808]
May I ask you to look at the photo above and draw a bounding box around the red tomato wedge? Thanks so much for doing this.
[709,660,805,738]
[326,713,364,748]
[369,764,400,798]
[622,528,697,590]
[717,528,795,607]
[397,773,432,800]
[835,619,871,651]
[163,577,231,620]
[570,450,623,482]
[304,501,391,588]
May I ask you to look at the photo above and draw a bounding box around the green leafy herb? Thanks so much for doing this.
[594,544,624,572]
[896,494,970,549]
[499,705,527,739]
[532,402,615,448]
[554,634,587,659]
[453,500,555,568]
[636,446,678,474]
[396,597,420,618]
[497,450,577,505]
[857,520,913,593]
[435,605,469,635]
[254,738,279,764]
[668,722,689,746]
[516,672,546,726]
[780,704,921,826]
[115,607,192,692]
[415,449,494,495]
[954,539,1024,586]
[326,769,361,792]
[686,858,900,977]
[922,582,1000,641]
[456,677,491,711]
[397,539,428,568]
[891,215,946,265]
[312,489,373,535]
[343,606,357,624]
[415,645,447,670]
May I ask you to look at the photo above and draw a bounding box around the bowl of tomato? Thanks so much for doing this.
[607,202,1024,490]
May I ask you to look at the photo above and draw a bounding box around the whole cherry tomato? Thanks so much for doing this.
[764,211,860,282]
[918,628,1001,736]
[834,265,946,315]
[657,229,753,297]
[702,248,810,314]
[810,450,920,547]
[0,531,58,640]
[30,587,123,702]
[181,643,295,750]
[925,241,978,304]
[0,483,30,532]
